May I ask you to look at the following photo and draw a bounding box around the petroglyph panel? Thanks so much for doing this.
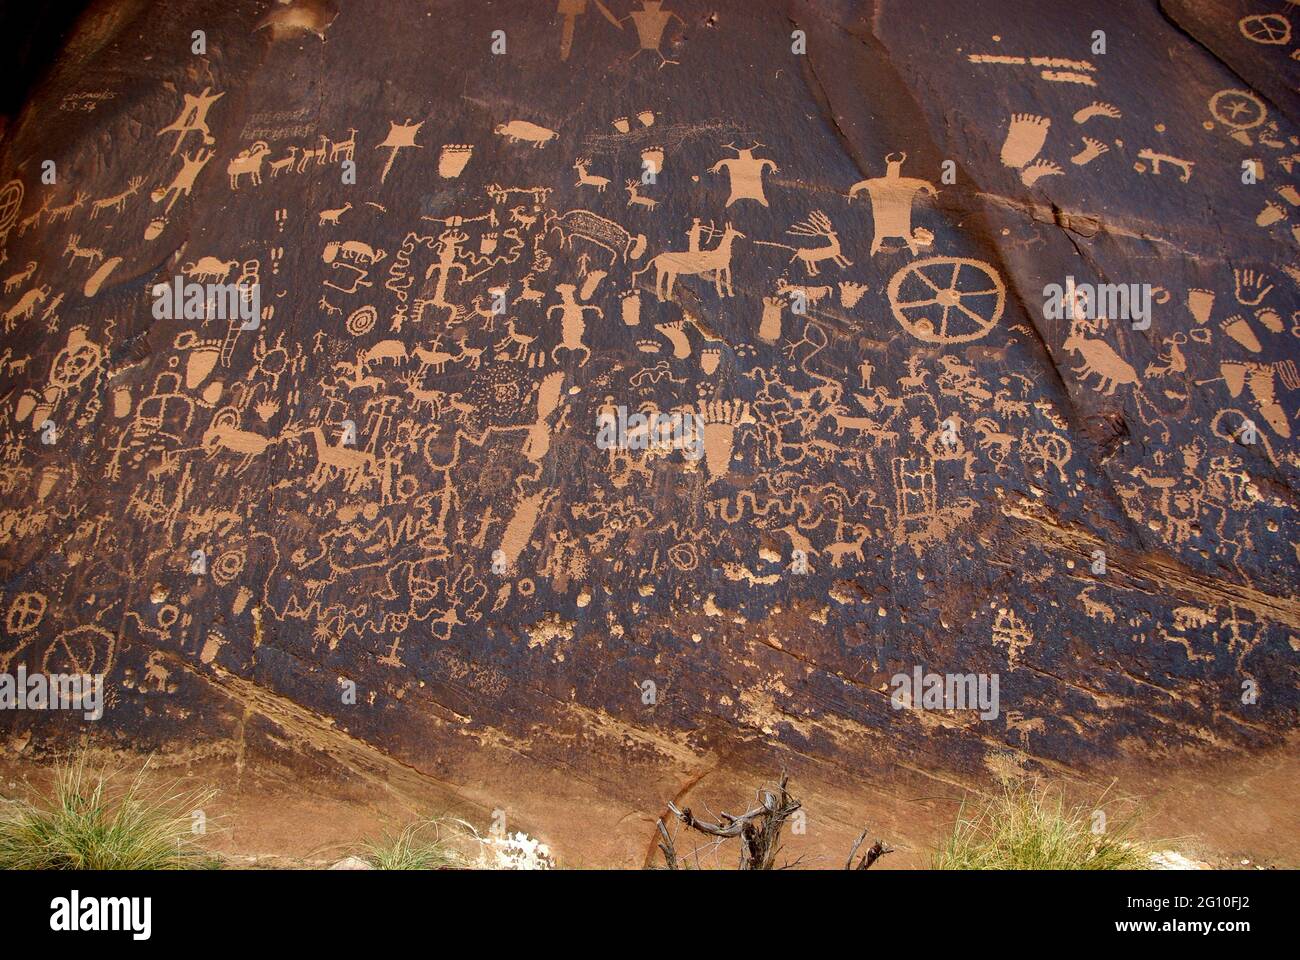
[0,0,1297,847]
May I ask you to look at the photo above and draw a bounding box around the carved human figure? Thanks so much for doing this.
[709,144,778,207]
[156,88,224,155]
[848,153,936,255]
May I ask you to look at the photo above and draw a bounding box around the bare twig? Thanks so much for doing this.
[664,773,801,870]
[845,827,894,870]
[656,818,679,870]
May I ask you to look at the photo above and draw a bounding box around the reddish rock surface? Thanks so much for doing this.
[0,0,1297,866]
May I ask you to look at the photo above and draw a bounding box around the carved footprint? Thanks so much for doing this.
[1001,114,1051,169]
[655,320,691,359]
[700,399,752,481]
[1072,101,1121,124]
[1070,136,1109,166]
[1020,160,1064,186]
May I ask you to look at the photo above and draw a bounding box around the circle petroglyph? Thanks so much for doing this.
[887,257,1005,344]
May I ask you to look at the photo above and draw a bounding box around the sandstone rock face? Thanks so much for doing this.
[0,0,1297,864]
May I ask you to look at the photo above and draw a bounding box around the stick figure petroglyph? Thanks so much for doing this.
[559,1,686,68]
[64,235,104,269]
[156,87,224,155]
[152,148,214,214]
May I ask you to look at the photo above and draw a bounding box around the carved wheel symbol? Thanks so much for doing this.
[1209,89,1266,130]
[1239,14,1291,45]
[50,341,102,391]
[42,625,115,679]
[6,592,46,635]
[887,257,1005,343]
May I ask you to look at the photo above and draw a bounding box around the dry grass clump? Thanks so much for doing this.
[358,816,483,869]
[932,778,1151,870]
[0,755,217,870]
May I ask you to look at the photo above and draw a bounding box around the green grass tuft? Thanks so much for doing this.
[0,755,217,870]
[932,778,1152,870]
[359,816,481,870]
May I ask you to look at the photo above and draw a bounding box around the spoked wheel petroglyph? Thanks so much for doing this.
[1239,14,1290,46]
[887,257,1005,343]
[41,625,116,680]
[1209,89,1266,131]
[6,592,46,635]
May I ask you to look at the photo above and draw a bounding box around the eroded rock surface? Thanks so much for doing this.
[0,0,1297,864]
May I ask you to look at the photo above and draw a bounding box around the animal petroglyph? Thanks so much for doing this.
[0,3,1296,855]
[496,120,558,148]
[1062,321,1137,395]
[753,211,851,276]
[633,223,744,300]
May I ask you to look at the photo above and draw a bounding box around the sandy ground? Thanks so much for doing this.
[2,732,1295,869]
